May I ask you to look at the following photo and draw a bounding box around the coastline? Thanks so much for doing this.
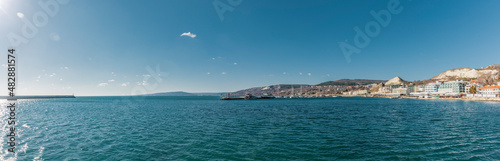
[363,95,500,103]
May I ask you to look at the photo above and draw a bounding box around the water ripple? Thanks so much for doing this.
[2,97,499,160]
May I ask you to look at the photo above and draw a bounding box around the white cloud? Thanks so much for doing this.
[283,72,287,75]
[211,58,215,60]
[136,81,148,86]
[108,79,115,82]
[98,83,108,87]
[233,62,237,65]
[121,82,130,87]
[17,12,24,18]
[308,73,312,76]
[60,78,63,81]
[207,72,211,75]
[60,67,69,70]
[327,74,330,77]
[221,72,226,75]
[142,74,151,77]
[299,72,303,75]
[49,73,56,77]
[180,32,197,38]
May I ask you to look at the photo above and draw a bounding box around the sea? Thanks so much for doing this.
[0,96,499,160]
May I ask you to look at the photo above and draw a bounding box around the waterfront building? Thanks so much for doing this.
[438,80,467,93]
[379,87,392,93]
[411,85,425,93]
[465,84,473,94]
[478,85,500,97]
[470,80,479,85]
[352,90,368,95]
[387,84,404,89]
[425,81,441,93]
[393,87,411,95]
[465,80,484,94]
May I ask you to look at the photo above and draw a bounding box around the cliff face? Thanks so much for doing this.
[385,77,406,85]
[431,65,499,81]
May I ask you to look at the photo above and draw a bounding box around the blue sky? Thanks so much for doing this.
[1,0,499,96]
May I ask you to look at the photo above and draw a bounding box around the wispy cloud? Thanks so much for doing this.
[308,73,312,76]
[17,12,24,18]
[221,72,227,75]
[180,32,197,38]
[108,79,115,82]
[49,73,56,77]
[60,67,69,70]
[136,81,148,86]
[98,83,108,87]
[121,82,130,87]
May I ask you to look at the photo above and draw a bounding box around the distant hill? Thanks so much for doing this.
[385,76,408,85]
[317,79,386,86]
[231,84,309,95]
[231,80,386,95]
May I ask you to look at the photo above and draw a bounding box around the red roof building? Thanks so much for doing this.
[478,85,500,96]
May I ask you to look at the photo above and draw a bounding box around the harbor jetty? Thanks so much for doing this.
[0,95,76,100]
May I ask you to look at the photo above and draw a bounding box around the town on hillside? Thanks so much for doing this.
[231,65,500,100]
[345,65,500,99]
[347,76,500,99]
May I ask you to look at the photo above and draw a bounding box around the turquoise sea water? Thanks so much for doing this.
[0,96,499,160]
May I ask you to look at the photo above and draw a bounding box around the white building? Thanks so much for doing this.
[425,81,441,93]
[438,80,467,93]
[478,85,500,97]
[352,90,368,95]
[379,87,392,93]
[393,87,411,95]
